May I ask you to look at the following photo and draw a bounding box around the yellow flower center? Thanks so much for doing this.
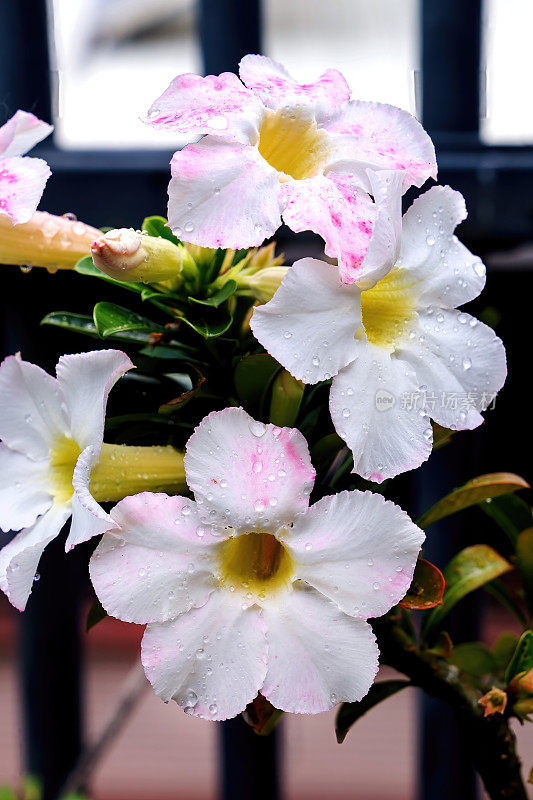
[49,436,81,504]
[217,532,293,598]
[361,267,417,352]
[258,109,332,181]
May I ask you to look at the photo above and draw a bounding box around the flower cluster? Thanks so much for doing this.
[0,55,508,723]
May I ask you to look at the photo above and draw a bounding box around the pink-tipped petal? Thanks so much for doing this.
[145,72,263,144]
[356,169,404,289]
[398,309,507,430]
[250,257,362,383]
[0,446,52,532]
[239,55,350,121]
[280,173,377,284]
[55,350,133,451]
[330,343,433,482]
[168,137,281,248]
[0,156,51,224]
[0,503,71,611]
[400,186,486,308]
[90,493,221,624]
[65,445,119,551]
[184,408,315,533]
[261,585,379,714]
[281,490,424,618]
[141,592,267,720]
[326,99,437,190]
[0,354,68,460]
[0,110,53,157]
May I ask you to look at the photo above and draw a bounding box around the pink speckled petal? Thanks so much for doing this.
[168,137,281,248]
[356,169,403,289]
[0,110,53,157]
[280,173,376,284]
[330,342,432,482]
[145,72,264,144]
[184,408,315,533]
[261,584,379,714]
[397,308,507,431]
[0,503,71,611]
[90,493,221,624]
[0,156,51,225]
[250,257,362,383]
[239,54,350,121]
[55,350,133,451]
[280,490,424,618]
[141,592,267,720]
[326,100,437,191]
[400,186,486,308]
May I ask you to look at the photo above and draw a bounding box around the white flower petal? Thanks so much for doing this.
[281,490,424,618]
[0,156,51,225]
[55,350,133,451]
[0,354,68,460]
[184,408,315,533]
[0,445,51,532]
[250,257,362,383]
[0,503,71,611]
[168,137,281,249]
[65,445,119,551]
[400,185,486,308]
[261,584,379,714]
[330,343,433,481]
[90,493,220,624]
[239,54,350,122]
[325,99,437,190]
[141,592,267,720]
[0,110,53,158]
[357,169,404,289]
[398,308,507,430]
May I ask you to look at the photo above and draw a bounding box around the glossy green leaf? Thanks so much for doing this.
[417,473,529,529]
[481,494,533,546]
[492,632,520,671]
[189,279,237,308]
[505,630,533,685]
[234,353,281,417]
[516,528,533,614]
[75,256,143,293]
[180,308,233,338]
[159,369,206,414]
[451,642,497,676]
[336,680,411,743]
[399,558,445,610]
[141,215,180,245]
[93,302,162,339]
[422,545,512,638]
[42,311,155,345]
[86,597,107,631]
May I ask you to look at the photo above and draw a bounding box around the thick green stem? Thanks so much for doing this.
[374,615,527,800]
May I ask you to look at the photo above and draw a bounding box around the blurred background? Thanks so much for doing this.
[0,1,532,799]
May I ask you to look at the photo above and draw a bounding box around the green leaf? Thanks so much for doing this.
[311,434,346,477]
[158,369,206,414]
[485,578,528,627]
[93,302,162,339]
[23,776,41,800]
[42,311,100,338]
[180,308,233,338]
[515,528,533,615]
[422,545,512,638]
[75,256,143,294]
[86,597,107,631]
[432,423,456,450]
[399,558,445,610]
[492,632,520,671]
[481,494,533,545]
[336,681,411,743]
[141,215,180,245]
[0,788,18,800]
[234,353,282,417]
[505,630,533,684]
[189,279,237,308]
[451,642,497,677]
[417,473,530,529]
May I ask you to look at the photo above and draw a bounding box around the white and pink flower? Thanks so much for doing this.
[251,182,507,482]
[145,54,436,283]
[0,350,132,610]
[90,407,424,720]
[0,110,53,225]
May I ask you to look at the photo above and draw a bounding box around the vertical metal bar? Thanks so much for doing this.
[198,0,262,76]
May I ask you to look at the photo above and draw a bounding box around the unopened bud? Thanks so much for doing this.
[242,266,288,303]
[269,369,305,427]
[91,228,184,283]
[479,687,507,717]
[0,211,100,272]
[513,697,533,720]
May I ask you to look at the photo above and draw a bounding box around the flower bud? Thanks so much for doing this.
[478,687,507,717]
[91,229,184,283]
[89,443,187,502]
[269,369,305,427]
[513,697,533,720]
[241,266,288,303]
[0,211,100,272]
